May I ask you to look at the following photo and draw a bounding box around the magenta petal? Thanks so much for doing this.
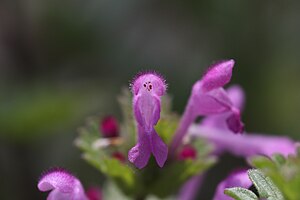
[134,93,161,132]
[131,71,167,96]
[128,126,151,169]
[201,85,245,129]
[213,169,252,200]
[226,110,244,133]
[170,62,241,153]
[38,168,87,200]
[194,88,233,115]
[190,125,296,158]
[128,144,151,169]
[226,85,245,110]
[150,129,168,167]
[48,189,71,200]
[201,60,235,92]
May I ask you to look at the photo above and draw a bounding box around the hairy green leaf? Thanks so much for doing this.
[248,169,284,200]
[224,187,258,200]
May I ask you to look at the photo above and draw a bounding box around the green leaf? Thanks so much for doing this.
[117,88,136,148]
[155,115,178,145]
[271,154,286,166]
[148,156,216,198]
[82,151,136,196]
[102,181,131,200]
[250,156,275,170]
[248,169,284,200]
[224,187,258,200]
[249,153,300,200]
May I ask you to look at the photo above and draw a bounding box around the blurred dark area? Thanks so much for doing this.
[0,0,300,199]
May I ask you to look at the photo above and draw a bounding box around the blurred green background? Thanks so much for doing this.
[0,0,299,199]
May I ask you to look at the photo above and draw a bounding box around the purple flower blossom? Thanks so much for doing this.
[178,85,295,200]
[128,72,168,169]
[100,116,119,138]
[171,60,244,154]
[213,169,252,200]
[190,85,296,158]
[38,168,88,200]
[201,85,245,130]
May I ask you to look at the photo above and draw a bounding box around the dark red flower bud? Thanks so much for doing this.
[100,116,119,138]
[112,152,126,163]
[86,186,102,200]
[178,145,197,160]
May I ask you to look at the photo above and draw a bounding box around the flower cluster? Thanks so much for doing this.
[37,60,297,200]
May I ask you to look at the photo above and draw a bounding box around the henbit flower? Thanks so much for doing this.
[128,72,168,169]
[178,85,295,200]
[38,168,88,200]
[201,85,245,131]
[100,116,119,138]
[213,169,252,200]
[189,85,296,158]
[171,60,244,154]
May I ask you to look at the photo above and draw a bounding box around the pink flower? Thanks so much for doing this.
[38,168,88,200]
[190,85,296,158]
[171,60,244,153]
[180,85,296,200]
[128,72,168,169]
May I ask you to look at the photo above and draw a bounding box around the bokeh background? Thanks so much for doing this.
[0,0,300,199]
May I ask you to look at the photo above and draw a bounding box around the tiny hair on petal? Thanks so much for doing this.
[38,166,73,181]
[201,59,235,92]
[203,59,234,76]
[129,70,167,94]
